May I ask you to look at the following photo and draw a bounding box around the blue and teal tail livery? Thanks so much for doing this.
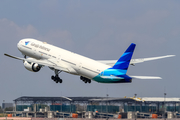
[93,43,136,83]
[112,43,136,72]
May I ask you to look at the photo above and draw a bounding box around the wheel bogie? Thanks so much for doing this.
[51,75,63,84]
[80,76,91,84]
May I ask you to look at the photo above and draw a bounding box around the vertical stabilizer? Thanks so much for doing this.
[112,43,136,73]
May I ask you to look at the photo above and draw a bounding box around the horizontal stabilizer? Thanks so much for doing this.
[130,76,162,79]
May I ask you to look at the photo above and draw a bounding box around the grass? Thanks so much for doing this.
[0,113,7,117]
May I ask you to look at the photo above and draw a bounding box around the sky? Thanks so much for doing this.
[0,0,179,105]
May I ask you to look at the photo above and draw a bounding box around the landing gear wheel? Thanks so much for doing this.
[80,76,91,84]
[51,70,63,84]
[59,79,62,83]
[51,76,55,80]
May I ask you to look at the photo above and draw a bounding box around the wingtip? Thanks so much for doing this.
[4,53,9,56]
[165,55,176,57]
[157,77,162,79]
[169,55,176,57]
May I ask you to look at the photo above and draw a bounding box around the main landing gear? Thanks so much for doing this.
[51,70,62,83]
[80,76,91,83]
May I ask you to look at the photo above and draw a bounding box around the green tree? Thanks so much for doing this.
[0,106,3,113]
[5,107,13,111]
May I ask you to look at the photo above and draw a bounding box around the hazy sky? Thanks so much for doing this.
[0,0,179,105]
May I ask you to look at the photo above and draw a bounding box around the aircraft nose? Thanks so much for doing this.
[17,41,22,50]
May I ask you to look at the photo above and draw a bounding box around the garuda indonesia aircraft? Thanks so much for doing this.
[4,38,175,84]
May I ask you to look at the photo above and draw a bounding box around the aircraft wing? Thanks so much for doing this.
[130,76,162,79]
[98,55,175,66]
[4,53,69,72]
[130,55,175,65]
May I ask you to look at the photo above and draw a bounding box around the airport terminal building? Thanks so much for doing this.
[5,96,180,119]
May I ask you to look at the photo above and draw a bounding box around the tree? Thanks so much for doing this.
[0,106,3,113]
[5,107,13,111]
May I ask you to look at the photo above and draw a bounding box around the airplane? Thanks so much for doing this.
[4,38,175,84]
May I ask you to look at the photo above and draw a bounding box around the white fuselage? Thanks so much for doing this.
[17,38,111,80]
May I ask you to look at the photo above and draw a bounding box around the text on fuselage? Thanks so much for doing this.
[31,43,51,52]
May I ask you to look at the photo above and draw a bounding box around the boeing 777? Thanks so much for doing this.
[4,38,175,84]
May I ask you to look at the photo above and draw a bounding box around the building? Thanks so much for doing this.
[9,96,180,119]
[2,103,13,109]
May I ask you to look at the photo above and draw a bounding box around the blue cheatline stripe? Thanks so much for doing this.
[92,74,132,83]
[102,69,127,75]
[117,52,133,61]
[112,62,130,70]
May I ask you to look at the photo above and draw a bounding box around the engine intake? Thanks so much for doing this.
[24,61,41,72]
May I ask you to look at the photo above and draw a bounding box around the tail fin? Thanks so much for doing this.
[112,43,136,72]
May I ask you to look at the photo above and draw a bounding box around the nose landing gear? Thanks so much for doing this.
[51,70,62,83]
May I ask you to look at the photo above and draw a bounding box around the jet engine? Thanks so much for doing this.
[24,61,41,72]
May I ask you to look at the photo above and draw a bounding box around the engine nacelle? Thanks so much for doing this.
[24,61,41,72]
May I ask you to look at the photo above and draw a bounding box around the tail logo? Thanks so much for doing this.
[112,43,136,71]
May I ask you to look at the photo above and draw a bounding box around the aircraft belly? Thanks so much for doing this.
[76,67,98,79]
[67,66,79,75]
